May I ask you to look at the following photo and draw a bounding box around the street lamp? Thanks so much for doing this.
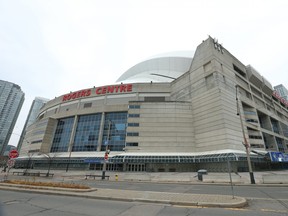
[236,85,255,184]
[102,120,111,180]
[66,144,72,172]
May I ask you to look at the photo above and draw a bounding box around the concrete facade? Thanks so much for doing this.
[17,37,288,172]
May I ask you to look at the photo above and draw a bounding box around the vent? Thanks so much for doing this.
[144,97,165,102]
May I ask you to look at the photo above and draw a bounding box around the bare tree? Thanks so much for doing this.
[39,152,58,177]
[24,152,35,174]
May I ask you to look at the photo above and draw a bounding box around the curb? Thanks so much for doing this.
[0,183,96,192]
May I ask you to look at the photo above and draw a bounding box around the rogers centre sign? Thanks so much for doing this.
[62,84,133,102]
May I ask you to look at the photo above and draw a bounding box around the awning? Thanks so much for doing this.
[101,152,263,164]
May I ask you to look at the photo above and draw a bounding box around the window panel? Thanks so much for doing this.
[51,117,74,152]
[101,112,127,151]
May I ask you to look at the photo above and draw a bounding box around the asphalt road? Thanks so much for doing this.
[78,180,288,213]
[78,180,288,199]
[0,190,288,216]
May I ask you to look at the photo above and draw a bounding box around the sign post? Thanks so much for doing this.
[7,159,15,168]
[4,149,19,179]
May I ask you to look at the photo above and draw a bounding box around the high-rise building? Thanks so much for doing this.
[0,80,24,155]
[17,97,49,151]
[274,84,288,101]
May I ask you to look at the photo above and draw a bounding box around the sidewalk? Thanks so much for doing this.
[0,181,247,208]
[1,169,287,208]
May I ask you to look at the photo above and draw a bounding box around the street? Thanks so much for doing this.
[80,181,288,214]
[77,180,288,200]
[0,179,288,216]
[0,190,288,216]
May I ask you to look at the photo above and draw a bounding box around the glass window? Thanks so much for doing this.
[84,103,92,108]
[101,112,127,151]
[127,132,139,136]
[73,114,101,152]
[127,123,139,127]
[128,105,140,109]
[51,117,74,152]
[128,114,140,118]
[126,142,138,146]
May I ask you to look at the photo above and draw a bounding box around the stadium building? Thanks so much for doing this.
[17,36,288,172]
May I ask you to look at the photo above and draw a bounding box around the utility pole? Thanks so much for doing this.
[236,85,256,184]
[102,120,111,180]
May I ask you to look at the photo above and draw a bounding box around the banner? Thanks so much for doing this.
[269,152,288,162]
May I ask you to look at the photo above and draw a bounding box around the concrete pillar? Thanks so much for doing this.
[67,115,78,152]
[97,112,105,151]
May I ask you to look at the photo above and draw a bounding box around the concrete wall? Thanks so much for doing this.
[126,102,194,152]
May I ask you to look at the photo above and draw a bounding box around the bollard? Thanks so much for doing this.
[115,174,118,181]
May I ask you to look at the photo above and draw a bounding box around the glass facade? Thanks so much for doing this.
[51,117,75,152]
[101,112,127,151]
[51,112,127,153]
[73,114,101,151]
[0,80,24,155]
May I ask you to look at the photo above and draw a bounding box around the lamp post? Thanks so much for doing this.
[102,120,111,180]
[66,145,72,172]
[236,85,255,184]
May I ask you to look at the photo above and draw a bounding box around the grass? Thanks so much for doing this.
[3,179,90,189]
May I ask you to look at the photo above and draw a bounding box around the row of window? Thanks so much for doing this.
[128,114,140,118]
[127,122,139,127]
[246,119,258,123]
[127,132,139,136]
[111,154,242,163]
[126,142,139,146]
[128,105,140,109]
[244,111,257,115]
[249,135,262,139]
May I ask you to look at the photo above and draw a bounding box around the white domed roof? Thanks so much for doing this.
[116,51,194,83]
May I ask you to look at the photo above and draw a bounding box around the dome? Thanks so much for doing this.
[116,51,194,83]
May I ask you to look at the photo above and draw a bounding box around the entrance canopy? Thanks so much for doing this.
[84,150,264,164]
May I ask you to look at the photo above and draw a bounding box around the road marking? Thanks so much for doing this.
[247,197,288,201]
[4,200,21,205]
[172,205,208,209]
[261,209,288,213]
[223,208,248,211]
[174,205,288,214]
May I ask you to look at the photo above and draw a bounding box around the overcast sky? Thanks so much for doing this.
[1,0,288,146]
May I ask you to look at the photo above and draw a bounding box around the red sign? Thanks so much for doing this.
[9,149,19,159]
[95,84,132,95]
[7,159,15,167]
[62,89,92,101]
[62,84,133,102]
